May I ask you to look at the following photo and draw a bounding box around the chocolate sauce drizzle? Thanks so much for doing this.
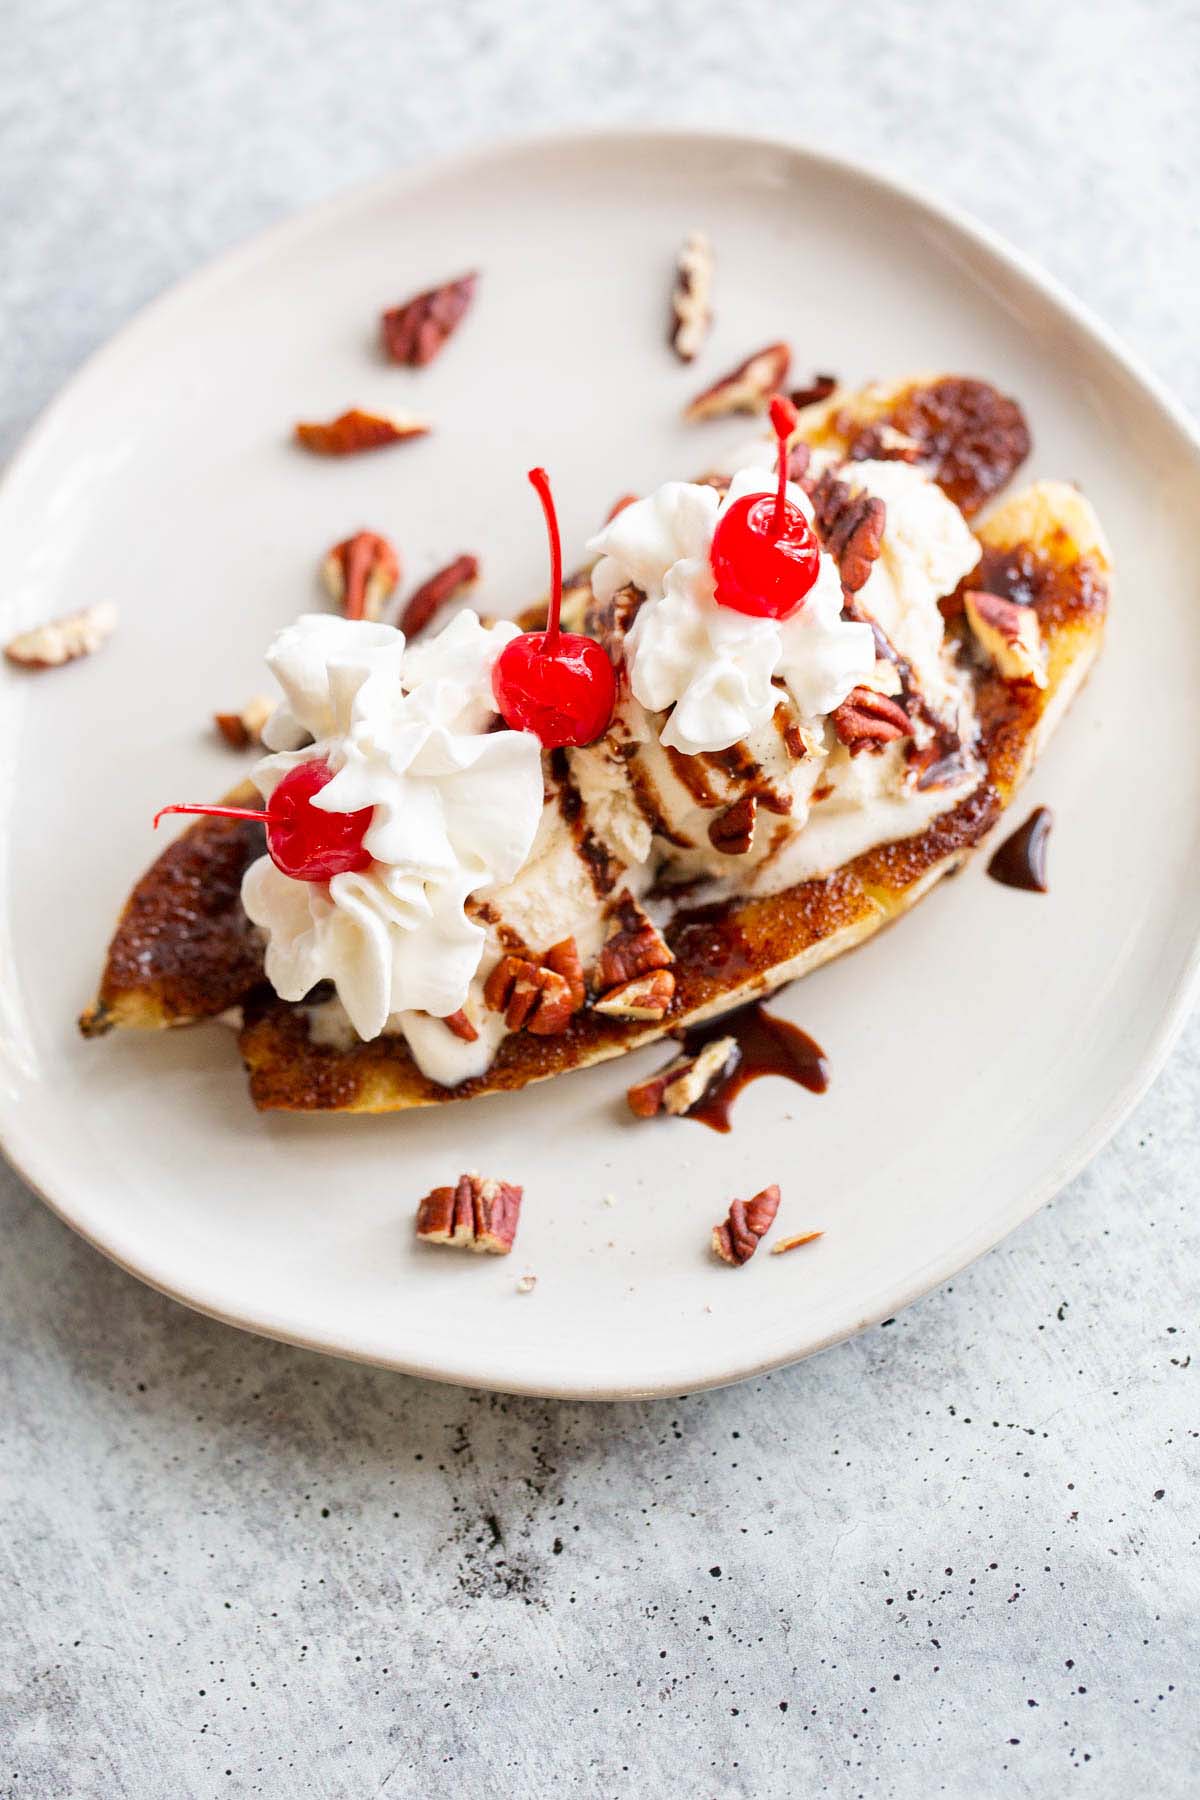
[681,1001,829,1133]
[987,805,1052,893]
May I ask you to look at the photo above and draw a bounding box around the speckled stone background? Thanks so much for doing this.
[2,3,1198,1794]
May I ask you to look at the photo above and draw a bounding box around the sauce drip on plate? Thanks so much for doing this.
[987,805,1052,893]
[681,1001,829,1133]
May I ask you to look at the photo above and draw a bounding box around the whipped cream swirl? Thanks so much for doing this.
[588,468,876,755]
[242,612,543,1042]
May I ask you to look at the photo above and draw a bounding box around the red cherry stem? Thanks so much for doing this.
[768,393,799,534]
[528,466,563,651]
[154,803,276,830]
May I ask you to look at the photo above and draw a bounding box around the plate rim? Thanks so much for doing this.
[3,123,1199,1401]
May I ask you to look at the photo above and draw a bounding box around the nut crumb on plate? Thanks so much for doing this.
[415,1172,522,1255]
[322,530,400,622]
[381,272,478,367]
[399,554,480,641]
[770,1230,824,1256]
[5,601,117,670]
[711,1184,781,1266]
[294,408,429,456]
[214,694,275,749]
[670,230,714,363]
[684,342,791,421]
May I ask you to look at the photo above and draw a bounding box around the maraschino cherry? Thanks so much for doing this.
[155,758,373,882]
[491,467,616,749]
[710,393,820,620]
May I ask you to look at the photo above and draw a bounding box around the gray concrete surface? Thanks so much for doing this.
[2,2,1198,1794]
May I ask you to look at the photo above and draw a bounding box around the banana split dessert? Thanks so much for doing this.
[81,375,1112,1114]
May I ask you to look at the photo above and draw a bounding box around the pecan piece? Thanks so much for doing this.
[789,372,838,410]
[811,470,886,593]
[684,341,791,422]
[399,554,480,640]
[596,900,674,992]
[593,968,675,1021]
[5,601,117,670]
[963,589,1047,687]
[626,1035,739,1119]
[503,964,545,1031]
[670,230,714,363]
[711,1185,781,1265]
[484,954,535,1023]
[845,422,923,464]
[294,408,429,456]
[707,793,757,856]
[522,968,575,1037]
[483,953,579,1036]
[321,530,401,623]
[832,687,912,755]
[381,272,478,367]
[415,1172,522,1255]
[786,441,812,488]
[770,1230,824,1256]
[214,693,275,749]
[542,937,586,1011]
[442,1008,479,1043]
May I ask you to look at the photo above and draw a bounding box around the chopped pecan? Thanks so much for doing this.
[484,954,535,1023]
[398,554,479,640]
[770,1229,824,1256]
[483,951,580,1036]
[294,408,429,456]
[593,968,675,1021]
[415,1172,522,1255]
[523,966,577,1037]
[596,900,674,992]
[786,441,812,488]
[963,589,1047,687]
[670,230,714,363]
[832,687,912,755]
[626,1035,739,1119]
[789,373,838,410]
[5,601,117,670]
[711,1185,781,1265]
[542,937,586,1011]
[442,1008,479,1043]
[684,341,791,422]
[322,530,400,622]
[381,272,478,366]
[707,793,757,856]
[214,693,275,749]
[845,422,923,464]
[811,470,886,592]
[503,964,546,1031]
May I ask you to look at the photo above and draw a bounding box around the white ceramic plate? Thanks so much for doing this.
[3,129,1198,1399]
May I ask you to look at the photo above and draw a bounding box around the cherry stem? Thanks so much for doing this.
[768,394,799,534]
[528,466,563,652]
[154,803,276,830]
